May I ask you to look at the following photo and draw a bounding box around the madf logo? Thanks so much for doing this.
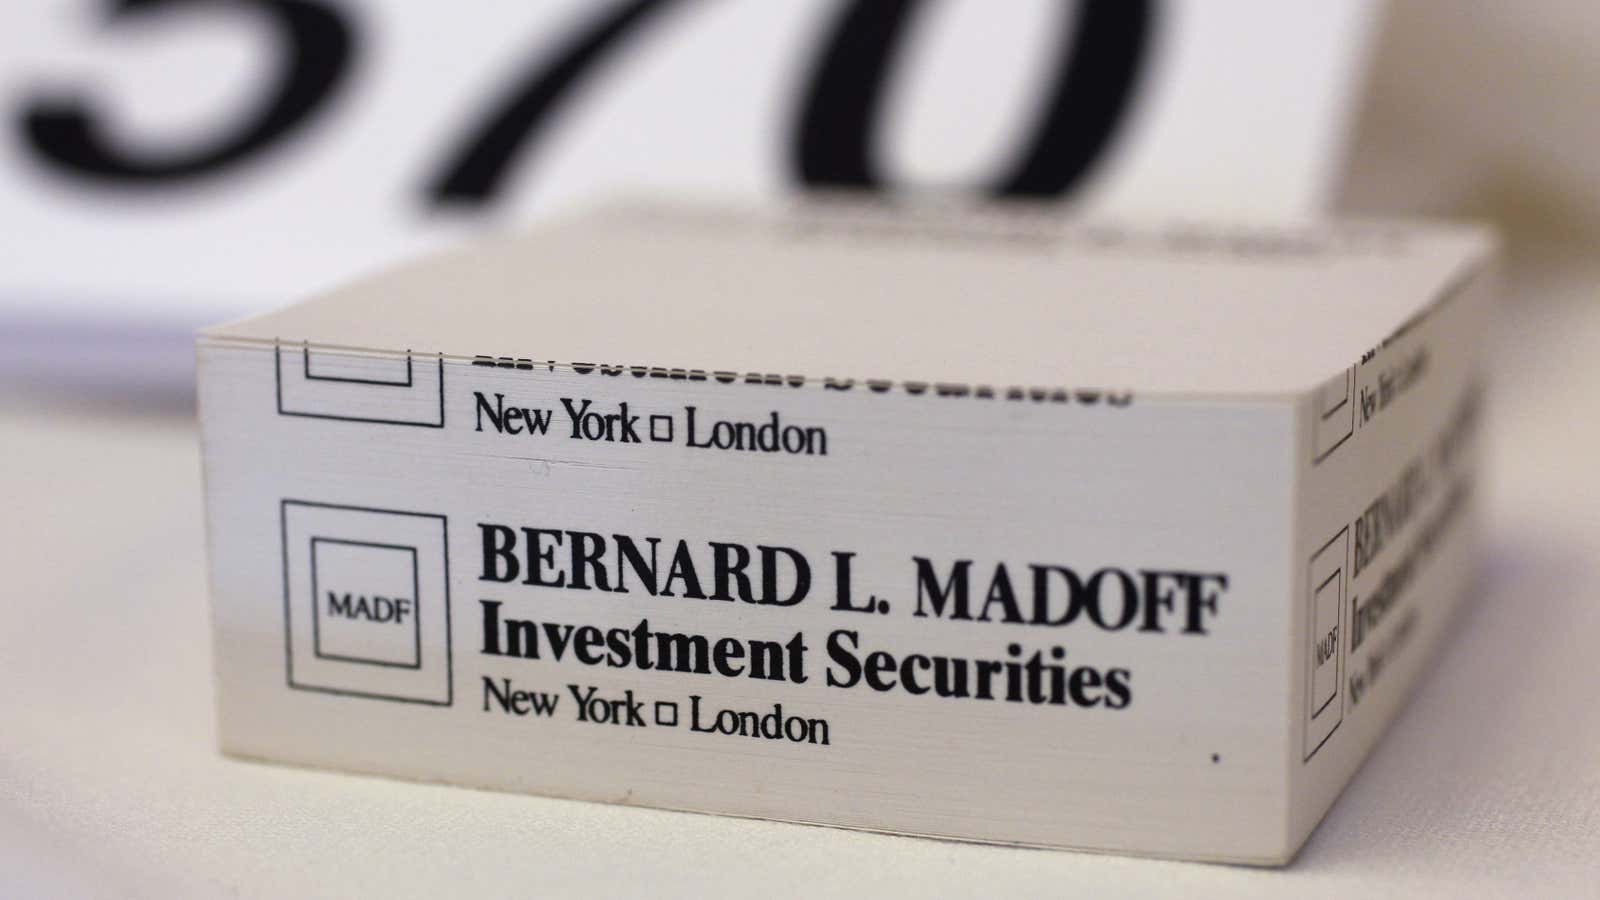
[282,500,452,705]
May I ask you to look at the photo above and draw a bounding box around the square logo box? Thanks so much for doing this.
[1304,526,1347,761]
[282,500,452,705]
[276,345,445,428]
[1311,366,1355,465]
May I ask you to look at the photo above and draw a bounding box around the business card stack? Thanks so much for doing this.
[198,203,1494,863]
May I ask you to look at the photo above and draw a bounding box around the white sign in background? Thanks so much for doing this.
[0,0,1377,327]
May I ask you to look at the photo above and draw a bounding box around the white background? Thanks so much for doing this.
[0,0,1376,322]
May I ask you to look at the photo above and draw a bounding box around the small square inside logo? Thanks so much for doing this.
[312,539,421,668]
[1309,569,1341,717]
[1304,526,1348,761]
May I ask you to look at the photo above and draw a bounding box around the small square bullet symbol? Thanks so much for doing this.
[649,415,674,442]
[654,701,678,726]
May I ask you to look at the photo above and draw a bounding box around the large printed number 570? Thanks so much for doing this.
[19,0,1156,204]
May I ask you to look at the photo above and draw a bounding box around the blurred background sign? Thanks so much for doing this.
[0,0,1379,388]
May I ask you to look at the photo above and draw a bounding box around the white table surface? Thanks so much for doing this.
[3,275,1598,898]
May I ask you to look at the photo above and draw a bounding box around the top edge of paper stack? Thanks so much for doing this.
[202,201,1495,399]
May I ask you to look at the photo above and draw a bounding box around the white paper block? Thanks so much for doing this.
[197,203,1495,864]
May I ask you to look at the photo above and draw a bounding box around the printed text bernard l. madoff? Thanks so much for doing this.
[476,523,1230,721]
